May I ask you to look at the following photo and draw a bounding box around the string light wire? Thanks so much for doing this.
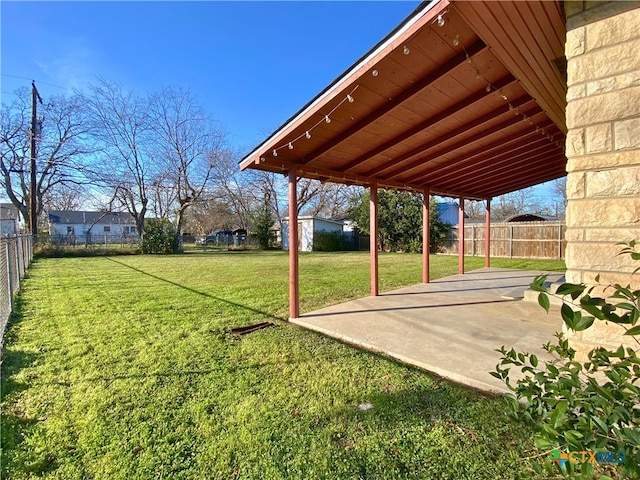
[270,84,359,157]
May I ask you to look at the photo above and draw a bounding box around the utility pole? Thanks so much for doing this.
[30,81,43,235]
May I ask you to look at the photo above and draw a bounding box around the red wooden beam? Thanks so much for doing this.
[408,120,557,185]
[459,197,465,275]
[370,182,379,296]
[378,105,546,180]
[288,169,299,319]
[433,139,562,189]
[423,188,430,283]
[485,198,491,268]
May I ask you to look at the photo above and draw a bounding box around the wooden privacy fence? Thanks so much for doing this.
[442,221,566,259]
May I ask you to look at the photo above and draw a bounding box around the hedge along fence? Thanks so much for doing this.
[441,221,566,259]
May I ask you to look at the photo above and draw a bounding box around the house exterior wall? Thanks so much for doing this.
[564,1,640,351]
[0,204,20,235]
[282,217,344,252]
[49,222,136,237]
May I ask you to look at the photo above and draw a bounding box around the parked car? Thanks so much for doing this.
[195,230,233,245]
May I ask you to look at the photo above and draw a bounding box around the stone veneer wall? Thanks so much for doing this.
[564,1,640,351]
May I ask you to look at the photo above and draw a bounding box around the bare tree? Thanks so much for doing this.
[1,87,94,229]
[551,177,567,219]
[299,181,358,218]
[42,183,87,212]
[148,86,226,238]
[211,149,255,231]
[84,79,153,235]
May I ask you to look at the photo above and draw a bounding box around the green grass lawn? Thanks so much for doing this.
[1,252,565,479]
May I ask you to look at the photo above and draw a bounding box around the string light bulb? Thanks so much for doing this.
[272,149,278,157]
[436,14,445,27]
[403,45,410,55]
[372,69,379,77]
[288,142,294,150]
[305,131,311,139]
[452,35,460,47]
[325,115,331,124]
[347,94,354,103]
[485,84,491,92]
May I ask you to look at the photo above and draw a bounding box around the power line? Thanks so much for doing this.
[1,73,75,93]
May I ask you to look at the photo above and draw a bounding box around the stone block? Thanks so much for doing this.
[565,128,585,157]
[566,241,638,272]
[614,117,640,150]
[566,171,586,199]
[586,71,640,96]
[583,270,638,288]
[586,8,640,50]
[586,166,640,196]
[565,228,585,242]
[566,26,586,57]
[567,85,640,128]
[568,84,587,101]
[567,150,640,171]
[568,41,640,85]
[585,227,640,242]
[585,123,612,153]
[566,197,640,227]
[568,321,636,351]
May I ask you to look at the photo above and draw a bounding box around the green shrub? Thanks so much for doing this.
[313,231,352,251]
[492,241,640,479]
[141,219,178,254]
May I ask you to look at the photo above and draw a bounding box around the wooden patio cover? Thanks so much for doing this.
[240,0,567,318]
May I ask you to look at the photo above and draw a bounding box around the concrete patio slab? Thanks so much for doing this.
[291,267,566,394]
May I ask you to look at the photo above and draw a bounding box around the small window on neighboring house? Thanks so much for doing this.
[103,226,111,233]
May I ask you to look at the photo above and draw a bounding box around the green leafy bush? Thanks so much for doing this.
[141,219,178,254]
[313,230,352,251]
[493,241,640,479]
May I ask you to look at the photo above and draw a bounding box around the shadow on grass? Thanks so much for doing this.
[105,257,287,322]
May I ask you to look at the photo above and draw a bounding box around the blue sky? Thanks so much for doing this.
[1,1,422,153]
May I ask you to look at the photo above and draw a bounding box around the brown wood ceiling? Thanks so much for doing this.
[240,0,567,200]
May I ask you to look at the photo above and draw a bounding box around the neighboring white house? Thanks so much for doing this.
[282,216,345,252]
[48,211,138,243]
[0,203,20,235]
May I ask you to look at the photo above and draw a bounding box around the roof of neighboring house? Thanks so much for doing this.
[505,213,552,222]
[48,211,136,225]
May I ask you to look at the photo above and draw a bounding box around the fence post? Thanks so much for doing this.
[509,225,514,258]
[558,223,562,259]
[6,238,15,311]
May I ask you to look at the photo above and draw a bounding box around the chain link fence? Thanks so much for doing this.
[1,234,34,346]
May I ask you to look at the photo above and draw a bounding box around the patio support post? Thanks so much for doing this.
[288,168,300,319]
[485,198,491,268]
[458,197,465,274]
[422,188,430,283]
[370,181,379,296]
